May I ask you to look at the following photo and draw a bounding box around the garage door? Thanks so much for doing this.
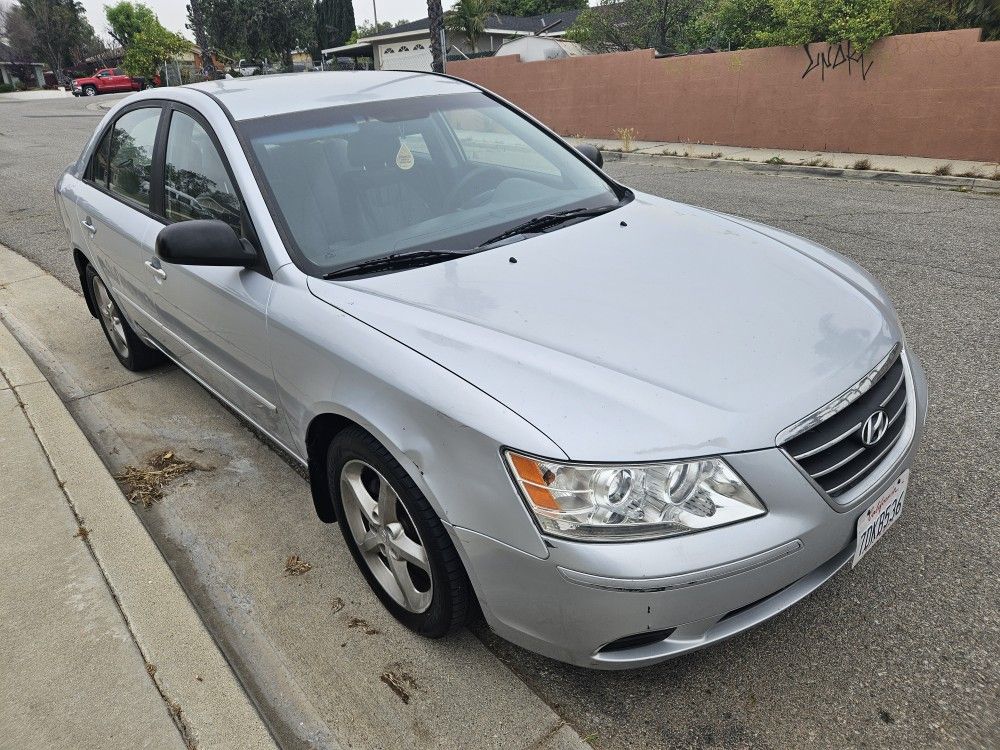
[379,41,433,72]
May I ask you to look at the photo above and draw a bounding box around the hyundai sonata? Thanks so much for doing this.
[55,72,927,668]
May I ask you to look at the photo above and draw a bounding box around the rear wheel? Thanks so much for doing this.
[86,266,163,371]
[328,427,470,636]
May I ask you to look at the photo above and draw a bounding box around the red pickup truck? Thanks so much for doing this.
[72,68,145,97]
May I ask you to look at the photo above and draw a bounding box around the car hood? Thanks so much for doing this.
[307,193,899,461]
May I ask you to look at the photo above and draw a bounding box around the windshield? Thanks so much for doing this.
[239,92,622,275]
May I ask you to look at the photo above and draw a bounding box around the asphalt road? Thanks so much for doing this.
[1,92,997,750]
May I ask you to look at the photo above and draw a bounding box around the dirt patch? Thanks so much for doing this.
[347,616,381,635]
[284,554,312,576]
[116,451,198,508]
[330,596,345,613]
[73,525,90,541]
[380,669,419,705]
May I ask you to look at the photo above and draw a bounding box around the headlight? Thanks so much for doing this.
[505,451,766,541]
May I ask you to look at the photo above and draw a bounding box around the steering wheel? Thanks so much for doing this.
[445,166,497,209]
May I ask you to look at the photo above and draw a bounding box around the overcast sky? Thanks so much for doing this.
[79,0,430,41]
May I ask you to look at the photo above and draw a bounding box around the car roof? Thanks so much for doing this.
[187,71,479,121]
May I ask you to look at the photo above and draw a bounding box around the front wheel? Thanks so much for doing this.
[83,85,97,96]
[328,427,471,637]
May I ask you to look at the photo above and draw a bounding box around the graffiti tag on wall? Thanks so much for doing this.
[801,41,874,81]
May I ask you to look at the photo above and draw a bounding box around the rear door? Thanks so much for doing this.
[72,104,165,334]
[144,104,288,441]
[111,68,132,92]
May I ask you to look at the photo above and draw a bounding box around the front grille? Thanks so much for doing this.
[783,353,908,498]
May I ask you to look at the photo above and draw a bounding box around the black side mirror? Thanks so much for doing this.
[156,220,256,267]
[576,143,604,168]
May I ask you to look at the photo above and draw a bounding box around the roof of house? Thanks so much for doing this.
[359,9,582,42]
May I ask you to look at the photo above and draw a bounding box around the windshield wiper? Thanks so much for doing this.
[476,205,619,249]
[322,249,471,280]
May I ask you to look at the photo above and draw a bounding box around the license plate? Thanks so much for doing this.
[852,469,908,568]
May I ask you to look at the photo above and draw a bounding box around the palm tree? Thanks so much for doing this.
[427,0,445,72]
[444,0,494,53]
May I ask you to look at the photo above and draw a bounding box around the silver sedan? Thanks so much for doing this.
[55,72,927,668]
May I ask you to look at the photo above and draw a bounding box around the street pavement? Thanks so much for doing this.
[1,92,997,750]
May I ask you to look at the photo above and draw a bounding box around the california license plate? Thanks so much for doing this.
[852,470,908,568]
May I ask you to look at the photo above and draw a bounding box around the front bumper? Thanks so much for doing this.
[455,351,928,669]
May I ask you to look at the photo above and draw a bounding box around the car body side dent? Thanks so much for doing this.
[267,265,563,559]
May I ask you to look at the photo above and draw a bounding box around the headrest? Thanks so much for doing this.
[347,121,402,169]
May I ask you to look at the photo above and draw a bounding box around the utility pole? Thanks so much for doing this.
[372,0,378,29]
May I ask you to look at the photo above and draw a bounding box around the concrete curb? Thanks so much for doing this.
[0,307,278,750]
[598,149,1000,190]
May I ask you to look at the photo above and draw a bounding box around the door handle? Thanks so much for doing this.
[144,260,167,280]
[80,218,96,234]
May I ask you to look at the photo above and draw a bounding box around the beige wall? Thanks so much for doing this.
[449,29,1000,161]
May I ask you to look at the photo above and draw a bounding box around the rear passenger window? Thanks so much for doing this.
[163,111,242,233]
[108,107,160,208]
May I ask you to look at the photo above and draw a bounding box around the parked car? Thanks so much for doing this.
[54,73,927,669]
[72,67,144,97]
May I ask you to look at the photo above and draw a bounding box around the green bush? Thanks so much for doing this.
[0,83,15,94]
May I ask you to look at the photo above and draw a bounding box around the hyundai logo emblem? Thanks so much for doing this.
[860,410,889,446]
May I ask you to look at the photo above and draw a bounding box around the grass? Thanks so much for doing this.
[116,450,197,508]
[989,169,1000,181]
[764,155,788,165]
[958,170,982,178]
[698,151,723,159]
[931,163,953,176]
[851,158,872,170]
[612,127,637,152]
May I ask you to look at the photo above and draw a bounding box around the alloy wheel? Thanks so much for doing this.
[92,276,129,358]
[340,459,433,613]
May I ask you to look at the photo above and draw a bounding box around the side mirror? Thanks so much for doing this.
[156,220,256,267]
[576,143,604,168]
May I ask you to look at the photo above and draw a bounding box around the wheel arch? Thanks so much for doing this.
[73,247,99,319]
[304,412,357,523]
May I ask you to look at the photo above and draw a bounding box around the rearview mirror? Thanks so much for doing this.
[576,143,604,168]
[156,220,256,267]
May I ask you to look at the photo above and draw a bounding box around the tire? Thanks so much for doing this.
[85,265,163,371]
[328,426,470,637]
[83,85,96,96]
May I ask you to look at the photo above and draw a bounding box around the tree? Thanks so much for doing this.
[445,0,494,51]
[349,19,407,42]
[566,0,705,53]
[490,0,586,15]
[428,0,445,71]
[315,0,355,51]
[189,0,243,57]
[121,20,189,76]
[104,1,156,47]
[4,0,97,81]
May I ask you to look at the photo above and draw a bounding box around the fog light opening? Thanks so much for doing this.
[598,628,676,653]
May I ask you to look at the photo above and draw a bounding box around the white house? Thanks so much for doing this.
[323,9,582,72]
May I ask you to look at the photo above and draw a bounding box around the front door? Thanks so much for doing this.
[144,105,289,443]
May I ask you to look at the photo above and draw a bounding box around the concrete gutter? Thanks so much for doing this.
[596,149,1000,190]
[0,255,278,749]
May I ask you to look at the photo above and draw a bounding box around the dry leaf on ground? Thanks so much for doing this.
[116,450,197,508]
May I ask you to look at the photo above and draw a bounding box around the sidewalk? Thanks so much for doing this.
[0,320,276,749]
[566,137,1000,185]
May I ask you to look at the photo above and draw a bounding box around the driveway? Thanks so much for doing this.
[1,92,996,750]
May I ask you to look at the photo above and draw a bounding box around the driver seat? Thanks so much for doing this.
[343,122,432,237]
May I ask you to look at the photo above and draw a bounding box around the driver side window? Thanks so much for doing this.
[163,111,242,234]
